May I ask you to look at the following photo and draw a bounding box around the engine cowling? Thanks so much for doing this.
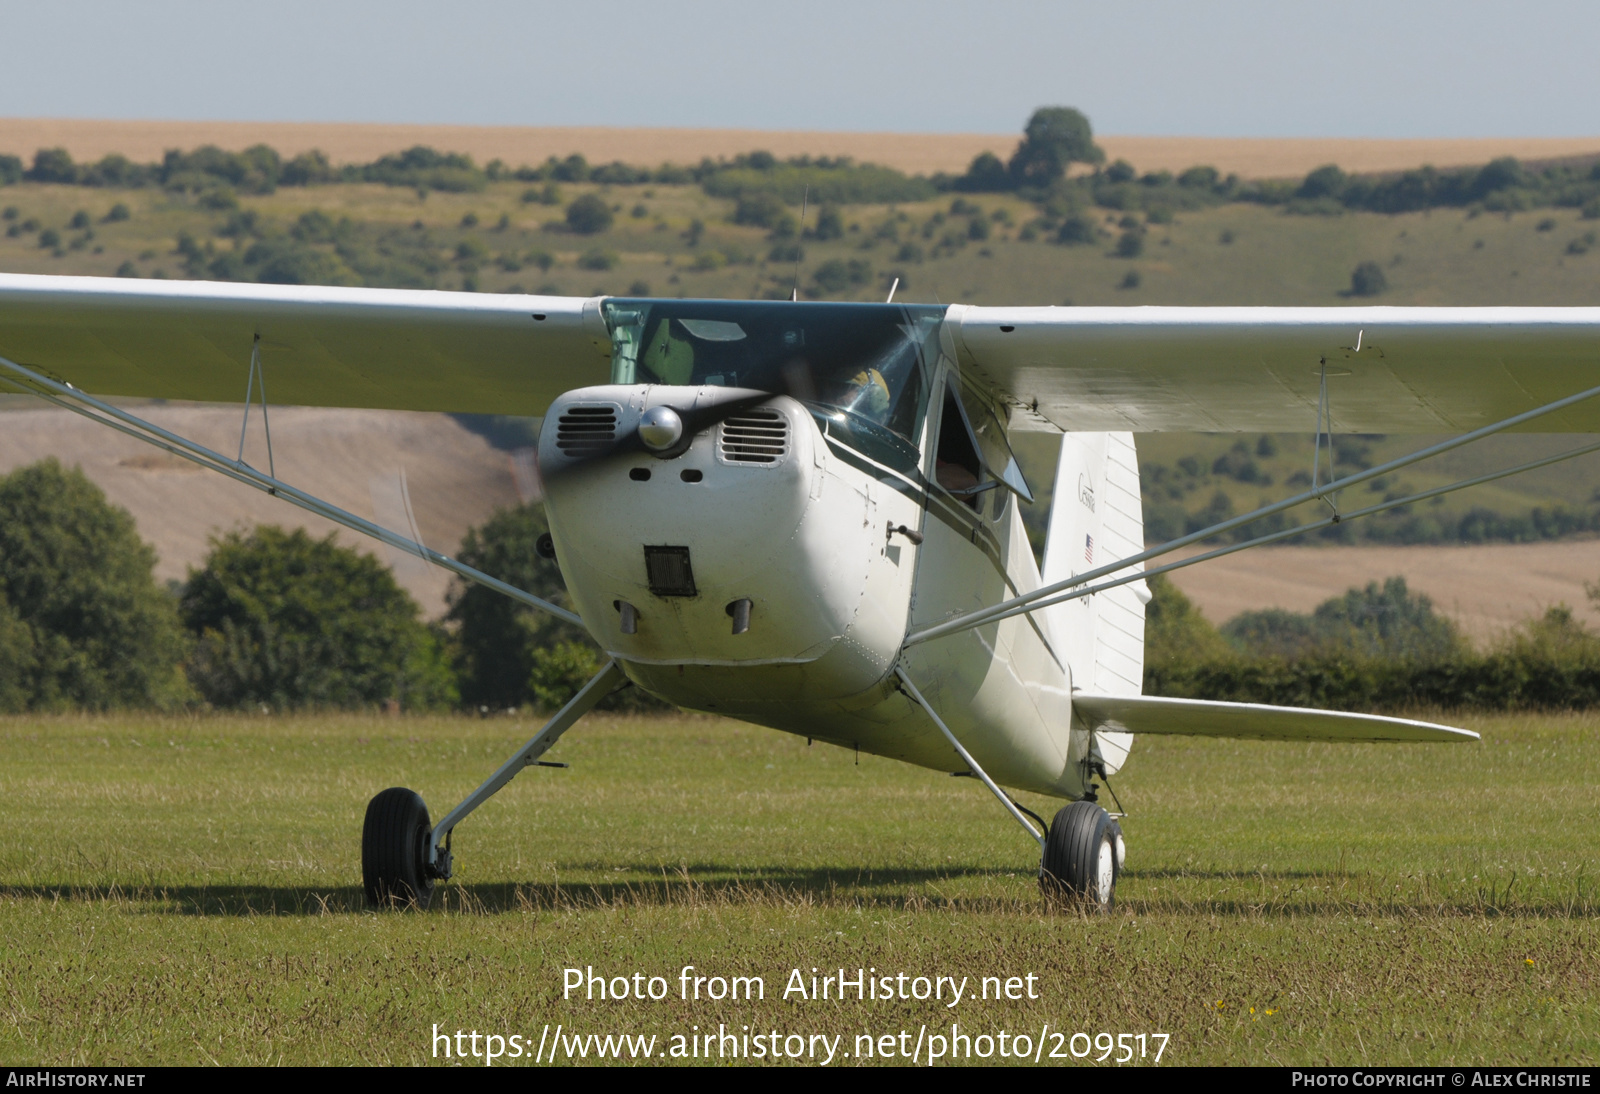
[540,385,906,704]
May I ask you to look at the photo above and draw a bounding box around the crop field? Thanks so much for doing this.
[4,117,1599,180]
[0,710,1594,1066]
[1164,539,1600,641]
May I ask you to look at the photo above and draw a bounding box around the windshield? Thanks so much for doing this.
[603,299,945,473]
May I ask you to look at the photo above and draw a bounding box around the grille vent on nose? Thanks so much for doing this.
[719,409,789,464]
[555,405,617,454]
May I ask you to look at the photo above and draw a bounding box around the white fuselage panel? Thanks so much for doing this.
[540,385,1092,799]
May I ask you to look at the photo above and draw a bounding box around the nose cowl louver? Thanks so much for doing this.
[719,409,789,464]
[555,405,617,454]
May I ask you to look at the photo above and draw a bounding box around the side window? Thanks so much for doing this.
[933,384,984,511]
[930,371,1034,517]
[959,382,1033,507]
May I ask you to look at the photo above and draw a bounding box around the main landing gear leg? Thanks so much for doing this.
[894,666,1121,911]
[893,665,1053,853]
[362,659,626,909]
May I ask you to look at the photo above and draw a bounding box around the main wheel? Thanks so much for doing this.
[1107,818,1126,876]
[362,787,436,909]
[1040,800,1117,909]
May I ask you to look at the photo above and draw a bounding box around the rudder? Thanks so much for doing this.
[1040,432,1147,773]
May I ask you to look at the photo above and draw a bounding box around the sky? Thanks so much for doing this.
[2,0,1597,137]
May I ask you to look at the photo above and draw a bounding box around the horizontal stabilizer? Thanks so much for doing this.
[1072,693,1477,743]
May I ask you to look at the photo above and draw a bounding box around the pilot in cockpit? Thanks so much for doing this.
[838,367,891,423]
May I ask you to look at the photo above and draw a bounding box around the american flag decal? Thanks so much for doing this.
[1084,534,1094,562]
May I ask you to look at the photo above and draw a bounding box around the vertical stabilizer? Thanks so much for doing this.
[1041,432,1147,772]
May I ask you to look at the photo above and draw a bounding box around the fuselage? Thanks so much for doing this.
[538,300,1100,799]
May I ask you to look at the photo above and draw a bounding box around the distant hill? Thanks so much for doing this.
[2,117,1598,179]
[1162,540,1600,642]
[1136,432,1600,547]
[7,121,1600,628]
[0,405,527,617]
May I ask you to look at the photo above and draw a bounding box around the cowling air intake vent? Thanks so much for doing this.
[644,545,697,597]
[719,409,788,464]
[555,405,617,455]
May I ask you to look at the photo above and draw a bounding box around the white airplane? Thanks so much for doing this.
[10,274,1600,910]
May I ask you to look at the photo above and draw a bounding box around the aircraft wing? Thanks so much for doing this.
[1072,692,1478,743]
[11,276,1600,433]
[952,304,1600,433]
[0,274,612,415]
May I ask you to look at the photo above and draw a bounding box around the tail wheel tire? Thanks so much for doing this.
[362,787,436,910]
[1041,800,1117,910]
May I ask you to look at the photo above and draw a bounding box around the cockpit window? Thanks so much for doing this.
[930,375,1034,514]
[935,386,984,510]
[603,299,944,473]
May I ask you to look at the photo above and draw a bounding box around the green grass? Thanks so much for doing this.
[0,711,1594,1065]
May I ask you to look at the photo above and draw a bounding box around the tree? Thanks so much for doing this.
[1349,260,1388,296]
[446,504,661,711]
[1008,107,1103,188]
[1223,577,1460,661]
[1308,577,1460,660]
[1103,159,1136,184]
[180,526,454,710]
[1220,608,1320,660]
[732,192,788,229]
[1055,212,1098,245]
[1298,164,1347,200]
[0,459,188,710]
[1471,156,1523,199]
[0,590,37,714]
[280,149,334,186]
[27,148,77,184]
[1144,574,1232,670]
[811,205,845,240]
[957,151,1011,193]
[565,193,614,235]
[447,504,584,709]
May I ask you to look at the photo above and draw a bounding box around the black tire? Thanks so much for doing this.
[1040,800,1117,909]
[362,787,436,910]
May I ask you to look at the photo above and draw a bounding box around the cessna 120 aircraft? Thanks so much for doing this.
[9,272,1600,910]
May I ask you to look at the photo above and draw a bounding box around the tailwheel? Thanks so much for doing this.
[362,787,437,910]
[1040,800,1118,910]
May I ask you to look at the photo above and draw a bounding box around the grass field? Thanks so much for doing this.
[0,710,1594,1066]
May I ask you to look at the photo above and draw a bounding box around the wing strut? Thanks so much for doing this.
[0,353,585,628]
[938,430,1600,638]
[906,377,1600,648]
